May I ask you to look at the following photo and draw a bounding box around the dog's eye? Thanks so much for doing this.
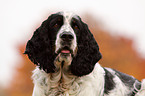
[53,18,63,28]
[53,23,59,28]
[72,20,79,30]
[74,25,79,30]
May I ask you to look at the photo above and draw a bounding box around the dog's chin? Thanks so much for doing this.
[58,49,72,61]
[54,52,72,70]
[55,47,73,66]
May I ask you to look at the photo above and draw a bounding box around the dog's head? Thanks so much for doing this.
[25,12,102,76]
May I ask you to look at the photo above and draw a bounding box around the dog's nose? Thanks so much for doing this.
[60,32,74,41]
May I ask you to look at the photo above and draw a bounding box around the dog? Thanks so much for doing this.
[25,11,145,96]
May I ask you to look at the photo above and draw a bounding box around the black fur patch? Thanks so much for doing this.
[25,13,63,73]
[104,68,115,94]
[70,17,102,76]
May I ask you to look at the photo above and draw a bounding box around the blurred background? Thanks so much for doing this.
[0,0,145,95]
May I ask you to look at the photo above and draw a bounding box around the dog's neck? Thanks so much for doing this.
[51,53,76,88]
[49,67,76,91]
[54,53,73,73]
[45,55,78,95]
[32,63,105,96]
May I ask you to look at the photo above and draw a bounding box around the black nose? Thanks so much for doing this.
[60,32,74,41]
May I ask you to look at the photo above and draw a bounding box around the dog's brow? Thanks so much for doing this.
[62,12,77,23]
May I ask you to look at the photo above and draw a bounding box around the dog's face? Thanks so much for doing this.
[25,12,102,76]
[54,12,78,63]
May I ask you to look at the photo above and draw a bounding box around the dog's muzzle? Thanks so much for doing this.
[56,32,75,57]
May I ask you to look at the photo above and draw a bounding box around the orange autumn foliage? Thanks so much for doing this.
[8,45,35,96]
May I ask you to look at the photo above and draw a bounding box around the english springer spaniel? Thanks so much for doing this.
[25,12,145,96]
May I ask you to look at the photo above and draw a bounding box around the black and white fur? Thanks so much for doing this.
[25,12,145,96]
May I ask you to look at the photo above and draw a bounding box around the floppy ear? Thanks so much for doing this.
[24,15,57,73]
[70,21,102,76]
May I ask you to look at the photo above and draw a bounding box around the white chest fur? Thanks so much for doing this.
[32,63,105,96]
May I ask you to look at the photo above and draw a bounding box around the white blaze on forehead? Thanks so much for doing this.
[63,12,75,23]
[59,11,79,23]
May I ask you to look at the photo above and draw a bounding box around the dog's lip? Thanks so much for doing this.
[61,50,70,53]
[57,46,72,54]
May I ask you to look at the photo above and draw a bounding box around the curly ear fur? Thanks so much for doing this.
[70,20,102,76]
[25,14,58,73]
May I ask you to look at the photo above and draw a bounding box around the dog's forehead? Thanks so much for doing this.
[58,11,79,23]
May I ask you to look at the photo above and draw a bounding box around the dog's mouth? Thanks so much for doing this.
[61,49,71,54]
[57,46,73,55]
